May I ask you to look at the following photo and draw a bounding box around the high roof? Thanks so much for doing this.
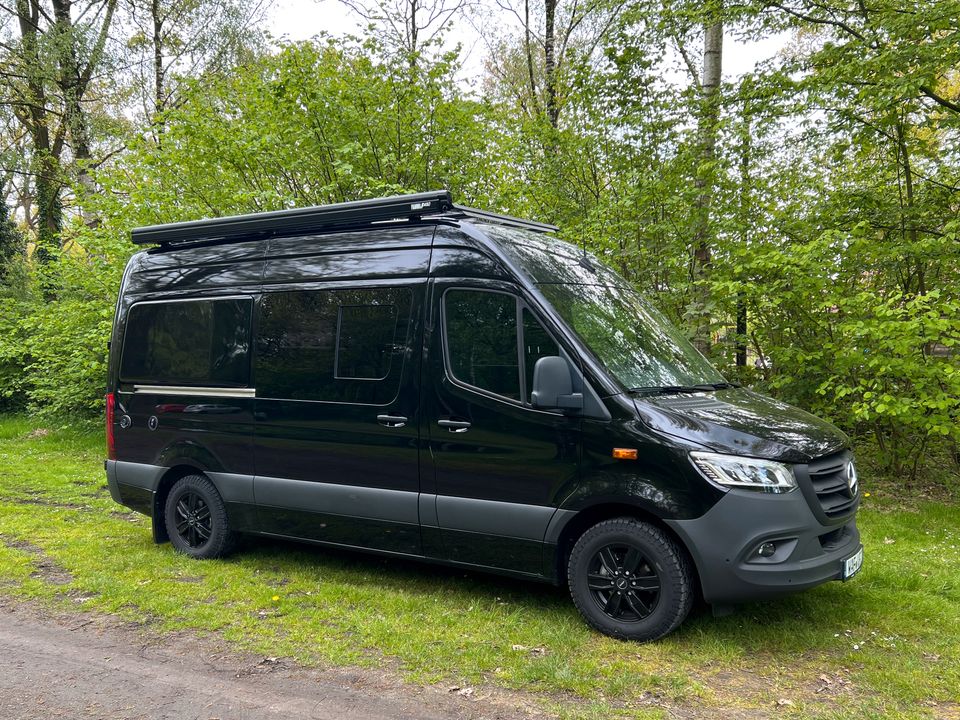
[131,190,557,248]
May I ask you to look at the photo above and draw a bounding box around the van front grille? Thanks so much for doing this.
[805,452,857,519]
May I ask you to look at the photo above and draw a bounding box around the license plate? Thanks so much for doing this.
[842,546,864,580]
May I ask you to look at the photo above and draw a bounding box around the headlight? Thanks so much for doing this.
[690,451,797,493]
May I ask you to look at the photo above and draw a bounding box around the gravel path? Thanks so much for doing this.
[0,601,543,720]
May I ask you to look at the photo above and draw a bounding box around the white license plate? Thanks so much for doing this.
[842,546,864,580]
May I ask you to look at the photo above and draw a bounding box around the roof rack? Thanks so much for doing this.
[131,191,454,246]
[130,190,557,248]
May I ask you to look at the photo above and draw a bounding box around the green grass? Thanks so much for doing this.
[0,415,957,719]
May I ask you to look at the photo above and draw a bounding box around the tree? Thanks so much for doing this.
[123,0,268,128]
[338,0,468,68]
[1,0,120,242]
[708,0,960,474]
[90,38,504,224]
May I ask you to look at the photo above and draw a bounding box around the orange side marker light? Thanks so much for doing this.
[612,448,638,461]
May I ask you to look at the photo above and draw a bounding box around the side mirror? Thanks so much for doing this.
[531,356,583,412]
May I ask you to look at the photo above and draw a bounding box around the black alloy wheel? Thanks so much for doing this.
[568,517,694,641]
[587,543,661,622]
[164,474,236,559]
[174,491,212,548]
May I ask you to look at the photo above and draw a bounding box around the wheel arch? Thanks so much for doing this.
[549,502,699,594]
[151,464,206,543]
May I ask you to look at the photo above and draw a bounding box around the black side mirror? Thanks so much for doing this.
[531,356,583,412]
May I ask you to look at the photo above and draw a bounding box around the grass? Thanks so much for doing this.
[0,415,958,719]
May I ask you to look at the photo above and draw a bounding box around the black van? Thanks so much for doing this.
[105,191,863,641]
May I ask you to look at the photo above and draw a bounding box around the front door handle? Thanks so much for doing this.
[377,414,408,428]
[438,418,471,433]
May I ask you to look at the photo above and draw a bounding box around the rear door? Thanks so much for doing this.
[251,281,424,554]
[113,296,256,521]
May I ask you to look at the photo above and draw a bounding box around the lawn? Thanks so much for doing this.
[0,415,957,719]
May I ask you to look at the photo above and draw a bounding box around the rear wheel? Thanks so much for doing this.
[567,517,693,641]
[164,474,236,559]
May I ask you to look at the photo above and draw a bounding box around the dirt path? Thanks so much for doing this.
[0,601,545,720]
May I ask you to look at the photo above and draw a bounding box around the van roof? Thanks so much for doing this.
[131,191,557,248]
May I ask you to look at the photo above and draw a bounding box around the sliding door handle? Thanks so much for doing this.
[438,418,471,433]
[377,414,408,428]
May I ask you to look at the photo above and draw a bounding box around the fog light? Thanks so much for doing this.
[758,542,776,558]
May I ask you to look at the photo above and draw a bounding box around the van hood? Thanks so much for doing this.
[633,388,848,464]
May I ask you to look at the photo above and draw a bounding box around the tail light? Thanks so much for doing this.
[106,392,116,460]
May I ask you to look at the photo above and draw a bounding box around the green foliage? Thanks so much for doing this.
[0,222,125,417]
[16,295,114,416]
[712,225,960,477]
[93,38,506,225]
[0,205,24,271]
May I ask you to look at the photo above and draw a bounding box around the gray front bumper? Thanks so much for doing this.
[666,488,861,604]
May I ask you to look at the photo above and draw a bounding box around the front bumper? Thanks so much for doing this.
[665,488,861,604]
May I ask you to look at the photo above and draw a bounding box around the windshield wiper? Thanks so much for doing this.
[628,381,740,395]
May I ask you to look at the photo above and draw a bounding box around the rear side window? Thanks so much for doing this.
[120,298,252,386]
[336,304,398,380]
[256,287,410,403]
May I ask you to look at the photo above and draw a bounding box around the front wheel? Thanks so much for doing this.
[567,517,693,641]
[164,474,236,559]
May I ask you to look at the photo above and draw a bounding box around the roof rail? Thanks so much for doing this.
[131,190,454,246]
[448,205,558,233]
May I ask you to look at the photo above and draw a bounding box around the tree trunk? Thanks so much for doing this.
[736,84,750,368]
[544,0,559,128]
[895,120,924,295]
[691,16,723,352]
[407,0,419,69]
[523,0,540,117]
[152,0,165,117]
[15,0,63,252]
[52,0,100,215]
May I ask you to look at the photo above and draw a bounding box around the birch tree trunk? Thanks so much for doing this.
[691,15,723,352]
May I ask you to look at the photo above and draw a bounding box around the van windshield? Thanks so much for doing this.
[481,224,726,390]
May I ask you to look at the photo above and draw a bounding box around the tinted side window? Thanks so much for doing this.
[256,287,410,403]
[522,308,560,395]
[120,299,251,386]
[445,290,520,400]
[336,305,398,380]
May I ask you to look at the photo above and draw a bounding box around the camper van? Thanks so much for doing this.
[105,191,862,641]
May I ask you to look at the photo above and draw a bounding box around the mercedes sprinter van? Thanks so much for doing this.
[105,191,863,640]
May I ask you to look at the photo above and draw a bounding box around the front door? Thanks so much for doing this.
[252,282,424,554]
[422,281,580,575]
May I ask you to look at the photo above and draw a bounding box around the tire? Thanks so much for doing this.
[164,474,236,559]
[567,517,693,641]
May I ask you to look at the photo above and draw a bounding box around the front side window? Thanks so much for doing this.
[444,289,561,403]
[445,290,521,400]
[523,308,560,394]
[120,298,252,386]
